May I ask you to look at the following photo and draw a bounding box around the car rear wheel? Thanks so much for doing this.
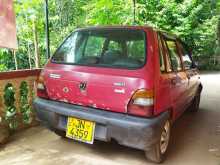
[145,120,171,163]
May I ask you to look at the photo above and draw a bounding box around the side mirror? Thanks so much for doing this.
[191,61,198,69]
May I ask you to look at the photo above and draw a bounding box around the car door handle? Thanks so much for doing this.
[171,78,177,85]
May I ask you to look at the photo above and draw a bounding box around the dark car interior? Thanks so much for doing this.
[52,29,146,69]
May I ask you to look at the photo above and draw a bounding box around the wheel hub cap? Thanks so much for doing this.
[160,121,170,154]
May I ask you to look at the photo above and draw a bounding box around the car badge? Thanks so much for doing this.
[79,82,87,91]
[113,82,125,87]
[49,73,61,79]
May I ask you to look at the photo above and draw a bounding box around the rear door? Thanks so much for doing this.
[178,42,199,102]
[162,36,188,118]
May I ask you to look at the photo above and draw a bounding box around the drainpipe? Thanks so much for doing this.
[45,0,50,59]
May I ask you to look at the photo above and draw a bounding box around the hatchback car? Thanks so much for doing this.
[34,26,202,163]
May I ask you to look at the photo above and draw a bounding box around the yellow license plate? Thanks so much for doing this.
[66,117,95,144]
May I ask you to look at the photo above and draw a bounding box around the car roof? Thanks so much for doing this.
[75,25,152,31]
[75,25,179,40]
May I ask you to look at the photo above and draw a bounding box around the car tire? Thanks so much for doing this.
[145,120,171,163]
[190,92,201,112]
[54,129,66,138]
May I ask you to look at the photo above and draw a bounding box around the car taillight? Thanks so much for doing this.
[127,89,154,117]
[36,72,48,99]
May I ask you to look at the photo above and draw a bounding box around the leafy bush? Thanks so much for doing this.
[3,84,17,129]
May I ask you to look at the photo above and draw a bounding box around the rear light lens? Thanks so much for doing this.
[36,72,48,99]
[127,89,154,117]
[37,83,45,90]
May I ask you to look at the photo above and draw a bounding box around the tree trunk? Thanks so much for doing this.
[33,21,40,68]
[27,42,32,69]
[13,50,18,70]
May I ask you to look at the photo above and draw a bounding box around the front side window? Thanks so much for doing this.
[179,42,193,70]
[52,29,146,69]
[165,40,182,71]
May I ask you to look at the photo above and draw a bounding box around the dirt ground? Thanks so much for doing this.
[0,72,220,165]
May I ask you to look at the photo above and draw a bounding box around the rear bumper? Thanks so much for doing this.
[33,98,169,151]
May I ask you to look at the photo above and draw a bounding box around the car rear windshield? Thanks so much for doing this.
[52,28,146,69]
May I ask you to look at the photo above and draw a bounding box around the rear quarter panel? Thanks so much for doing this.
[152,32,172,118]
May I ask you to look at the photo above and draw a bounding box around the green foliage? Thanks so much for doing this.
[0,0,219,70]
[4,84,15,108]
[20,81,32,124]
[0,49,15,71]
[84,0,133,25]
[2,81,33,129]
[216,17,220,55]
[3,84,17,129]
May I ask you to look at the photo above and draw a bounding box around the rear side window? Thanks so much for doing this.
[158,35,166,72]
[52,29,146,69]
[165,40,182,71]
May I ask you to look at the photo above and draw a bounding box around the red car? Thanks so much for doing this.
[34,26,202,163]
